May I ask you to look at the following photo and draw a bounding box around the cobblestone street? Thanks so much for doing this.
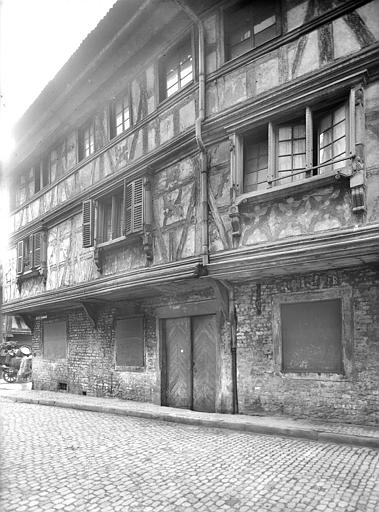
[1,397,378,512]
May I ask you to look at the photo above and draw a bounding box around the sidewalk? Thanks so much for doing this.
[1,385,378,449]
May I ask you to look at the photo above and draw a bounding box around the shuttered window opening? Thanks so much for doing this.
[82,178,144,248]
[43,320,67,360]
[82,200,95,248]
[16,231,46,275]
[115,317,144,367]
[124,177,143,235]
[240,97,352,192]
[281,299,343,374]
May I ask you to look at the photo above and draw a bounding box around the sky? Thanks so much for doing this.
[0,0,117,262]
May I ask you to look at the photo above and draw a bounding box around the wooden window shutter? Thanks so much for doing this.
[115,317,144,367]
[26,234,34,269]
[124,178,144,235]
[17,240,24,274]
[133,178,144,232]
[33,232,42,268]
[124,181,133,235]
[82,200,94,247]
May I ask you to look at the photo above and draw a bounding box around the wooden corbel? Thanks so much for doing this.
[229,202,241,244]
[20,314,35,332]
[94,247,103,274]
[80,301,101,329]
[143,228,153,264]
[350,162,366,213]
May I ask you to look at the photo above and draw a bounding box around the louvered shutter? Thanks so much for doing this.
[124,178,144,235]
[26,234,34,270]
[33,232,42,268]
[82,200,94,247]
[17,240,24,274]
[133,178,143,232]
[124,181,133,235]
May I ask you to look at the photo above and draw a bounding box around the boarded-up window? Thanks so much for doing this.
[43,321,67,360]
[281,299,342,373]
[115,317,144,367]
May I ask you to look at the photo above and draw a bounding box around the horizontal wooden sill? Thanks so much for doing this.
[235,171,341,206]
[96,232,143,250]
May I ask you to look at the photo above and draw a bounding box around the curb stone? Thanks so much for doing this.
[6,395,379,449]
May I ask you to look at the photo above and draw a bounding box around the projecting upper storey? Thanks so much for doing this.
[8,0,379,234]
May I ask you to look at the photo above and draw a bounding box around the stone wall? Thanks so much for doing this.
[235,265,379,425]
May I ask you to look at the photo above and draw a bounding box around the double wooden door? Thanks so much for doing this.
[163,315,217,413]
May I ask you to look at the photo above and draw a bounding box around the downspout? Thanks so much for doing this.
[174,2,238,414]
[174,0,208,267]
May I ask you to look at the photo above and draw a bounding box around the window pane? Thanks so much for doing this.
[293,154,305,169]
[333,120,346,141]
[167,69,178,90]
[334,104,346,124]
[278,155,292,170]
[333,137,346,158]
[278,126,292,141]
[319,146,332,163]
[244,134,268,192]
[293,139,305,154]
[278,140,292,156]
[319,113,332,133]
[319,128,332,148]
[293,123,306,139]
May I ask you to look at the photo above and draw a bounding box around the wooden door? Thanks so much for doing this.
[192,315,217,413]
[164,317,191,408]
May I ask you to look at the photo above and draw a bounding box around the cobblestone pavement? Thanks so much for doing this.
[1,397,378,512]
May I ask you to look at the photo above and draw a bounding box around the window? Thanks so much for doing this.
[272,288,353,377]
[79,120,95,160]
[43,320,67,360]
[115,317,144,367]
[225,0,280,60]
[160,36,193,100]
[82,177,144,248]
[97,189,123,244]
[239,98,351,193]
[111,93,131,138]
[16,231,45,275]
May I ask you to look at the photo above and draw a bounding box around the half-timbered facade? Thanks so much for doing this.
[3,0,379,424]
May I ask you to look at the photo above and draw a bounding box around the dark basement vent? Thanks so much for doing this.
[58,382,68,391]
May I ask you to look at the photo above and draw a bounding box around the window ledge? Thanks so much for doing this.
[278,372,348,382]
[96,232,142,250]
[236,171,339,207]
[17,268,42,281]
[114,365,145,373]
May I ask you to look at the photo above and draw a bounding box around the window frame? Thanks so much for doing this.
[114,316,145,371]
[232,89,355,198]
[224,0,282,61]
[110,91,132,139]
[82,176,145,249]
[79,119,96,161]
[272,287,353,380]
[159,33,195,102]
[43,319,67,361]
[16,231,46,276]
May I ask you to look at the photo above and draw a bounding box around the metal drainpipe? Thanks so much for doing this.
[174,0,208,267]
[174,2,238,413]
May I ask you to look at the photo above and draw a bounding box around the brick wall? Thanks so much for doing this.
[235,265,379,425]
[30,266,379,425]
